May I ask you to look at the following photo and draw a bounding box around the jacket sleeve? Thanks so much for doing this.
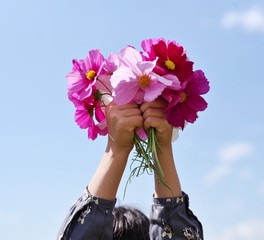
[149,192,203,240]
[57,188,116,240]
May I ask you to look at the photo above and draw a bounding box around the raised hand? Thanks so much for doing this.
[106,103,143,153]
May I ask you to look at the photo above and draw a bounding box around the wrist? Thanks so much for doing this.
[105,146,131,164]
[157,144,173,160]
[106,139,133,157]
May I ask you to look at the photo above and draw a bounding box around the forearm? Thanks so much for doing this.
[88,146,130,200]
[154,145,182,198]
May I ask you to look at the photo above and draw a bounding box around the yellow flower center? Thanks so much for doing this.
[165,60,175,70]
[180,92,187,103]
[86,70,96,81]
[139,74,151,88]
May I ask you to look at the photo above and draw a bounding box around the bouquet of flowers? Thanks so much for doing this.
[66,38,210,191]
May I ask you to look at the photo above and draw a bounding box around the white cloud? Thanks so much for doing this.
[203,142,254,186]
[203,162,231,186]
[208,219,264,240]
[219,142,253,163]
[221,6,264,33]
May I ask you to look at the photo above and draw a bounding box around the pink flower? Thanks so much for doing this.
[66,51,114,140]
[66,49,105,101]
[68,88,108,140]
[110,46,180,105]
[164,70,210,129]
[141,38,194,81]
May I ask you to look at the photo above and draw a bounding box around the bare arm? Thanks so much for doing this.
[142,99,203,239]
[57,103,143,240]
[88,103,143,200]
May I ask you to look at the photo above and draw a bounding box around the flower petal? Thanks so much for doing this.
[95,107,105,122]
[97,121,108,136]
[166,105,185,129]
[110,66,135,88]
[88,49,104,69]
[75,110,90,129]
[136,128,147,141]
[151,72,173,86]
[79,83,94,100]
[136,59,156,74]
[186,70,210,95]
[118,46,143,74]
[144,82,166,102]
[181,104,198,123]
[88,121,98,140]
[186,95,208,112]
[113,81,139,105]
[162,74,181,90]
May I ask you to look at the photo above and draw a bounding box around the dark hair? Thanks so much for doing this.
[113,206,150,240]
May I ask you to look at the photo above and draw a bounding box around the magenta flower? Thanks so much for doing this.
[68,88,108,140]
[66,49,105,101]
[66,51,114,140]
[141,38,194,81]
[164,70,210,129]
[110,46,180,105]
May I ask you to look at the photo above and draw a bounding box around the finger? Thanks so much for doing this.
[106,103,140,117]
[142,108,165,119]
[107,102,138,111]
[122,107,142,117]
[143,116,167,130]
[116,103,139,110]
[140,98,167,113]
[117,115,143,133]
[129,115,144,129]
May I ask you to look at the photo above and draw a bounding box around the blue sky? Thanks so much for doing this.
[1,0,264,239]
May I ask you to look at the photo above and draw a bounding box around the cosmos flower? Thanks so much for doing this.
[66,50,114,140]
[110,46,180,105]
[141,38,194,81]
[66,49,105,101]
[164,70,210,129]
[68,88,108,140]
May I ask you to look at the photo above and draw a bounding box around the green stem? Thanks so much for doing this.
[148,128,164,177]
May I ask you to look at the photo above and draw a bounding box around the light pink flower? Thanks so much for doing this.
[110,46,180,105]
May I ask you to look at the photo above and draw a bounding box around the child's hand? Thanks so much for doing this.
[140,99,173,150]
[106,103,143,153]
